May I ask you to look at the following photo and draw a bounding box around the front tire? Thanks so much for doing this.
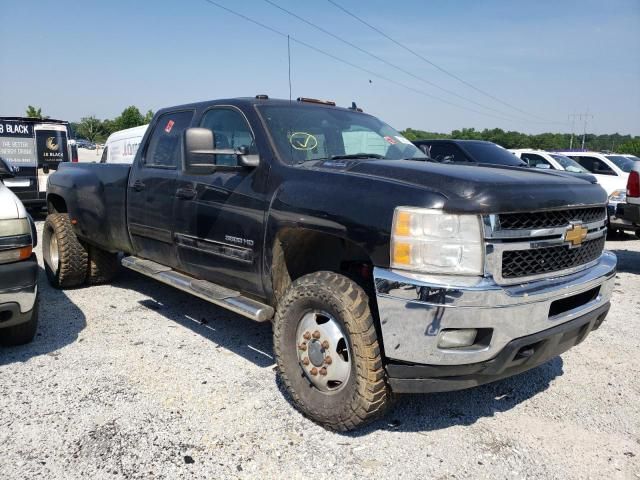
[43,213,88,288]
[1,300,39,346]
[273,271,390,431]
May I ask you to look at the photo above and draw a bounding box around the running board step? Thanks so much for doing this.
[121,256,274,322]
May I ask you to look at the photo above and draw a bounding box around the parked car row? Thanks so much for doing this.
[412,138,639,237]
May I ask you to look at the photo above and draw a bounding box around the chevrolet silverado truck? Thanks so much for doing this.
[44,96,616,431]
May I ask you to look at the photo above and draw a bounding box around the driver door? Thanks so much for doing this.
[173,106,269,297]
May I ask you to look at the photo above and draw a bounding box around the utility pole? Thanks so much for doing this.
[568,111,593,150]
[568,113,576,149]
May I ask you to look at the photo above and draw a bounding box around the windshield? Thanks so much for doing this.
[550,154,588,173]
[624,155,640,162]
[257,105,427,165]
[461,142,525,167]
[606,155,634,172]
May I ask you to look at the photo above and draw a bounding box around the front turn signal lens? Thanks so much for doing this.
[394,211,411,236]
[0,245,32,264]
[392,242,411,265]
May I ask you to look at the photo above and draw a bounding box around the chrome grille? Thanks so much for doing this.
[501,236,605,279]
[498,207,606,230]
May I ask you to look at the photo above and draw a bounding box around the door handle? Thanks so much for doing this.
[176,187,197,200]
[132,180,146,192]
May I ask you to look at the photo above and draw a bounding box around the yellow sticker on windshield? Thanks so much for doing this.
[289,132,318,151]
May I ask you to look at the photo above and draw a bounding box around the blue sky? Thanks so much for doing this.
[1,0,638,134]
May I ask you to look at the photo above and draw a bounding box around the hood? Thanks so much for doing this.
[0,182,26,220]
[307,159,607,214]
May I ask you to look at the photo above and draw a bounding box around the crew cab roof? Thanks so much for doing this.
[154,97,364,115]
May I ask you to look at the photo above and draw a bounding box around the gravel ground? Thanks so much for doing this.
[1,221,639,479]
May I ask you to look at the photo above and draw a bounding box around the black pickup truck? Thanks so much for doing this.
[45,96,616,431]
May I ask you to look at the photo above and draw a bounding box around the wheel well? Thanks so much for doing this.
[47,194,67,214]
[271,227,375,302]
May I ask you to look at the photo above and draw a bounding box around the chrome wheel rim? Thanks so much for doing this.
[295,310,352,392]
[49,234,59,275]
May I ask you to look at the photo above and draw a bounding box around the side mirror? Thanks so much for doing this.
[183,128,260,173]
[0,158,16,179]
[184,128,216,174]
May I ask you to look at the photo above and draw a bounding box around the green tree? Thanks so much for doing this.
[76,116,106,143]
[143,109,154,123]
[112,106,145,131]
[618,140,640,157]
[25,105,47,119]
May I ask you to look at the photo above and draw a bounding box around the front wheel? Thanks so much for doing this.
[273,271,390,431]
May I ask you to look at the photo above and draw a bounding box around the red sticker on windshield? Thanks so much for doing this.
[384,136,397,145]
[164,120,175,133]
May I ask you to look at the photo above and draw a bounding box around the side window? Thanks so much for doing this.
[521,153,551,169]
[574,156,615,175]
[200,108,256,166]
[144,111,194,168]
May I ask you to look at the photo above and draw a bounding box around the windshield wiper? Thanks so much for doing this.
[329,153,385,160]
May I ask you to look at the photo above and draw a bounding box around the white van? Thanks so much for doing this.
[100,124,148,164]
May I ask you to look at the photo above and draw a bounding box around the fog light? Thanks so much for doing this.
[437,329,478,349]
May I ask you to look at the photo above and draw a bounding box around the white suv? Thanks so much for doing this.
[557,151,634,234]
[0,158,39,345]
[510,149,588,174]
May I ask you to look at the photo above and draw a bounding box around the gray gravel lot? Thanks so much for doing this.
[1,220,639,479]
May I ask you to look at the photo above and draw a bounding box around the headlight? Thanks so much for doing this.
[390,207,484,275]
[608,189,626,203]
[0,218,32,264]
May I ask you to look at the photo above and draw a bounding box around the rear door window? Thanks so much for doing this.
[144,111,194,168]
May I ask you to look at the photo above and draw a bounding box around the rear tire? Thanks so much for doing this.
[43,213,88,288]
[86,244,119,284]
[273,271,390,431]
[1,300,39,346]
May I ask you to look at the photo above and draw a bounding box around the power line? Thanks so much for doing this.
[201,0,525,123]
[263,0,529,122]
[327,0,550,122]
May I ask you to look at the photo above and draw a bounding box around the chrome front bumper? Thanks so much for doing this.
[374,251,617,366]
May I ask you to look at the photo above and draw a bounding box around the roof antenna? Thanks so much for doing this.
[287,35,292,102]
[349,101,363,112]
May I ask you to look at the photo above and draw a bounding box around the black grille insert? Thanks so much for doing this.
[501,236,605,279]
[498,207,606,230]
